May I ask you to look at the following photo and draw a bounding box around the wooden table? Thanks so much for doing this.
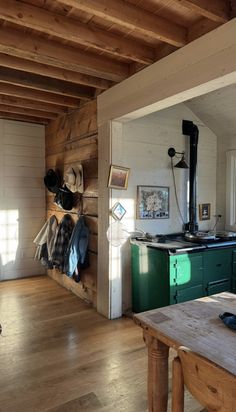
[134,292,236,412]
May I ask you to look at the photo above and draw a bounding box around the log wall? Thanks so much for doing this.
[45,100,98,306]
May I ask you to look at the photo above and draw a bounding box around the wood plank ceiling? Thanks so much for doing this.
[0,0,234,124]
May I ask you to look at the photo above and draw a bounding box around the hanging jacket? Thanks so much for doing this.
[52,214,74,272]
[33,215,58,268]
[64,216,89,277]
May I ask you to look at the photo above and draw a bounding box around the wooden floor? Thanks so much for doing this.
[0,276,204,412]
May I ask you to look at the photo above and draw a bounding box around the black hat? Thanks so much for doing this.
[44,169,61,193]
[54,186,74,210]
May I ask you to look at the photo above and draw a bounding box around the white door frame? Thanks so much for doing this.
[97,19,236,319]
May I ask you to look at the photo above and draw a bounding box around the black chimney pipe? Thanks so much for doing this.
[182,120,199,233]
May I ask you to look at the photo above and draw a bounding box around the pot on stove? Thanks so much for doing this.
[185,231,216,242]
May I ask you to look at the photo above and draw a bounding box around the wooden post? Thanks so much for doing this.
[144,331,169,412]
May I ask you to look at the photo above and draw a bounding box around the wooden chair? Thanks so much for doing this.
[172,346,236,412]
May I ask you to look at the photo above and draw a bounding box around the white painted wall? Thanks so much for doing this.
[217,136,236,230]
[110,103,217,311]
[0,119,46,280]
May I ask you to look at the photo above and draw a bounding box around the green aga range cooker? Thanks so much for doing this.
[131,233,236,312]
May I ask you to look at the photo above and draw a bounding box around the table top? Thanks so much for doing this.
[134,292,236,376]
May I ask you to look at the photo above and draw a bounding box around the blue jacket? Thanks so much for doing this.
[64,216,89,277]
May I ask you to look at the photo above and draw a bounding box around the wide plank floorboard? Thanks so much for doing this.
[0,276,204,411]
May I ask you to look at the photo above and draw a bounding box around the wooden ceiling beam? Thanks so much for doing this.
[0,104,57,120]
[0,67,93,100]
[0,112,49,124]
[231,0,236,17]
[57,0,187,47]
[0,84,80,108]
[0,27,128,82]
[188,18,221,42]
[173,0,230,24]
[0,54,112,90]
[155,44,178,61]
[0,0,154,65]
[0,95,67,113]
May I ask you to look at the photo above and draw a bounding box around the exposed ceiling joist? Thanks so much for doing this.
[0,67,94,100]
[0,104,58,119]
[231,0,236,17]
[0,54,112,90]
[0,112,49,124]
[57,0,187,47]
[0,95,67,113]
[0,84,80,107]
[155,44,178,61]
[173,0,230,23]
[188,18,220,42]
[0,0,231,126]
[0,27,128,82]
[0,0,154,65]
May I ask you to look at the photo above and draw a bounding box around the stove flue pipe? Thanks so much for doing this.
[182,120,199,233]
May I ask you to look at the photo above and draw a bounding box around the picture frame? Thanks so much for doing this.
[111,202,126,221]
[199,203,211,221]
[108,165,130,190]
[137,185,169,219]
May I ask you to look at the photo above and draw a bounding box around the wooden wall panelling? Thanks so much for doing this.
[45,100,98,307]
[46,100,97,144]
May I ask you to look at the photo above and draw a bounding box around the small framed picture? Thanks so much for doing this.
[111,202,126,221]
[199,203,211,220]
[137,185,169,219]
[108,165,130,190]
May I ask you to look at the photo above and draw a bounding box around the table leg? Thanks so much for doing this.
[144,331,169,412]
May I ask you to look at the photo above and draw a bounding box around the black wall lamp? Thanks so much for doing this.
[168,147,189,169]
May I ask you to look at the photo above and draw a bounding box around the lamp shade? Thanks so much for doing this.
[174,156,189,169]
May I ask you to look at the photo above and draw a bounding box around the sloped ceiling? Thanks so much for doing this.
[185,84,236,138]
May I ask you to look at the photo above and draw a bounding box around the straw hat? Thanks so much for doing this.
[64,164,84,193]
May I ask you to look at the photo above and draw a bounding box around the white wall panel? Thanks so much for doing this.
[4,145,44,157]
[110,103,217,312]
[4,134,44,147]
[4,165,44,177]
[0,119,46,280]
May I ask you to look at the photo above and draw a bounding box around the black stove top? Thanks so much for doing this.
[168,232,236,248]
[133,231,236,254]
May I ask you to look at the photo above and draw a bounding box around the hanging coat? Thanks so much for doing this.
[33,215,58,268]
[51,214,74,272]
[64,216,89,277]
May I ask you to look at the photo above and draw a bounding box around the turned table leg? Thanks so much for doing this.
[144,331,169,412]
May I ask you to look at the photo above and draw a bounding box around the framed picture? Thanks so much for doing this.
[137,185,169,219]
[111,202,126,221]
[199,203,211,221]
[108,165,130,190]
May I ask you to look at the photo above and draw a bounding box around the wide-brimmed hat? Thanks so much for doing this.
[44,169,61,193]
[64,164,84,193]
